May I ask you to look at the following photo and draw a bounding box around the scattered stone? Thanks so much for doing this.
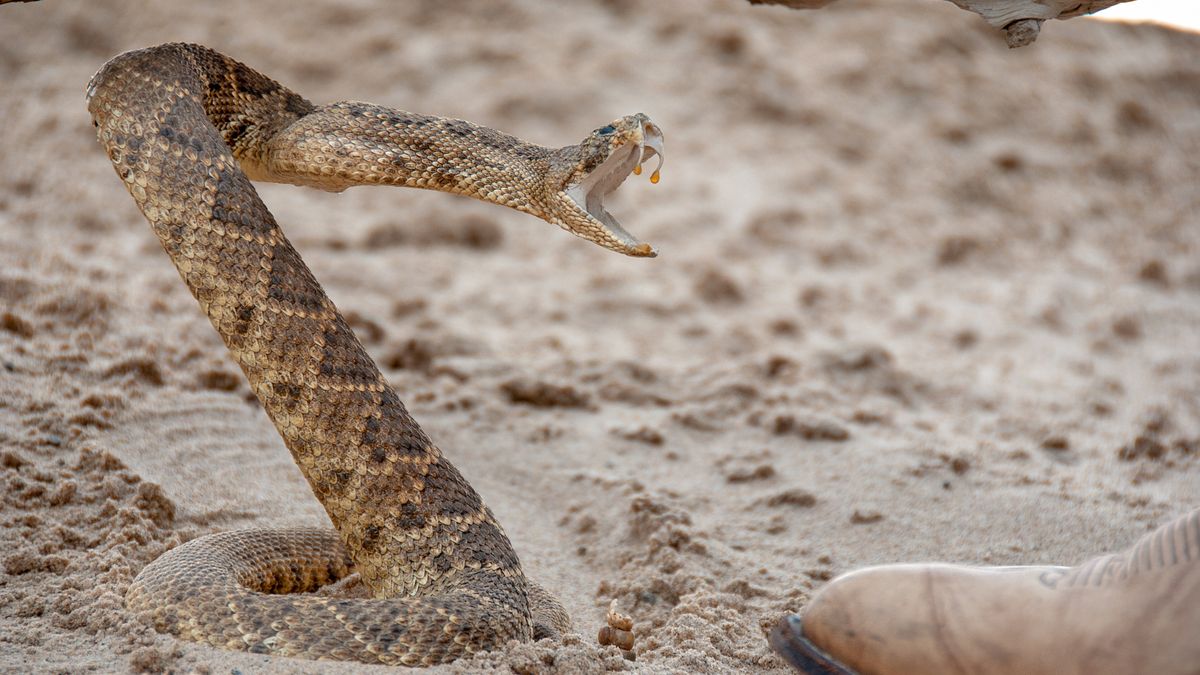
[363,223,407,248]
[822,345,892,372]
[103,357,164,386]
[1111,315,1141,341]
[597,382,672,407]
[850,510,884,525]
[764,355,796,378]
[798,285,825,308]
[707,26,747,58]
[746,208,806,244]
[764,488,818,508]
[725,464,776,483]
[343,311,386,344]
[773,414,850,441]
[806,568,834,581]
[1115,99,1161,133]
[391,298,427,318]
[613,426,664,445]
[1142,408,1172,435]
[671,411,722,432]
[1,450,26,469]
[936,236,979,266]
[79,392,122,411]
[68,410,112,430]
[768,319,801,337]
[948,456,970,475]
[501,379,590,408]
[364,214,503,250]
[850,409,889,425]
[1137,260,1170,287]
[1117,435,1167,461]
[722,578,770,598]
[992,151,1024,172]
[693,268,744,305]
[1041,436,1070,452]
[1,311,34,338]
[197,369,240,392]
[764,514,787,534]
[384,339,436,372]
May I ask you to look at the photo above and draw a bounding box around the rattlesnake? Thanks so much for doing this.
[87,43,662,666]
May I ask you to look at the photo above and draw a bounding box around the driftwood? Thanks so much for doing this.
[748,0,1135,47]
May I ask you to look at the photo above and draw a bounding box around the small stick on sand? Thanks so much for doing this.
[597,599,636,657]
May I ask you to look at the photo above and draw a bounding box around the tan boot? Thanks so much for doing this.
[770,509,1200,675]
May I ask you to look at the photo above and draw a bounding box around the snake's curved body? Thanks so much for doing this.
[87,43,662,665]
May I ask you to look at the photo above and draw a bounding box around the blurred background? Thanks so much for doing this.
[0,1,1197,672]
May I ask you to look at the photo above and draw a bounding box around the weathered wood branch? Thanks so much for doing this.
[747,0,1136,47]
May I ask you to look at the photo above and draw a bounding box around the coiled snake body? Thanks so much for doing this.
[87,43,663,666]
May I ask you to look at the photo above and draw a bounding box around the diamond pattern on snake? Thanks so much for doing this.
[87,42,663,666]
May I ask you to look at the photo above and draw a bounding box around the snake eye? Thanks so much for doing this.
[597,125,616,136]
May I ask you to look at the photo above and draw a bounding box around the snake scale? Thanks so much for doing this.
[86,43,663,665]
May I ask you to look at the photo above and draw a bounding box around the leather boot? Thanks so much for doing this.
[770,508,1200,675]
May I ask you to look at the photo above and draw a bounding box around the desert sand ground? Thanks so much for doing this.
[1,1,1197,672]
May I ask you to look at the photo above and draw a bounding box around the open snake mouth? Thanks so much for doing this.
[565,119,664,258]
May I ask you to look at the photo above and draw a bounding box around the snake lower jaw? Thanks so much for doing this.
[560,130,662,258]
[558,186,658,258]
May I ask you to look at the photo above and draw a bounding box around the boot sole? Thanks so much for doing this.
[769,614,858,674]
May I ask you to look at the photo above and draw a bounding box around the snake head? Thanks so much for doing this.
[549,113,664,258]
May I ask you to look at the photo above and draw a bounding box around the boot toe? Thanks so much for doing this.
[770,613,859,674]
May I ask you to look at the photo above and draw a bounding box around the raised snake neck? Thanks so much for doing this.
[88,42,571,665]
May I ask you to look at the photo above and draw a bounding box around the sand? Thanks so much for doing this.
[1,0,1198,672]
